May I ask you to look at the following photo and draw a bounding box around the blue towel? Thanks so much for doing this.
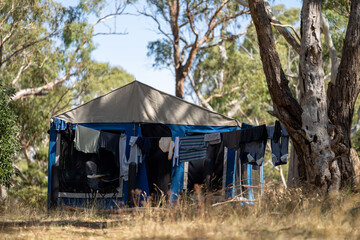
[179,135,208,162]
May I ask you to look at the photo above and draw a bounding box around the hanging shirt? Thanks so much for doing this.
[74,125,100,153]
[179,135,207,162]
[119,133,127,177]
[118,133,127,195]
[98,131,120,161]
[129,136,142,165]
[173,137,180,167]
[135,137,152,155]
[222,130,241,150]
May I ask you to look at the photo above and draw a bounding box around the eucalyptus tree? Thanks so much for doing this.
[141,0,247,98]
[0,0,131,190]
[191,5,300,125]
[248,0,360,191]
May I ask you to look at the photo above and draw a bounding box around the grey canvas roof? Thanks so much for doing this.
[54,80,239,127]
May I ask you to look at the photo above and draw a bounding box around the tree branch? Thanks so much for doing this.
[204,86,241,103]
[10,3,128,101]
[0,32,57,68]
[139,10,174,44]
[248,0,302,133]
[11,73,75,101]
[188,74,214,111]
[237,0,301,55]
[270,22,301,41]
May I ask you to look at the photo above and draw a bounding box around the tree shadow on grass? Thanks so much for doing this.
[0,220,108,229]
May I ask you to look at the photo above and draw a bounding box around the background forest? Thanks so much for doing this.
[0,0,359,207]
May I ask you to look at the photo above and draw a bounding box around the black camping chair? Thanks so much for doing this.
[85,161,119,204]
[85,161,100,201]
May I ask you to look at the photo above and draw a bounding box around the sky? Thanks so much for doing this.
[85,0,302,95]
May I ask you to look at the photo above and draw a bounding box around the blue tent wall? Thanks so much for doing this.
[47,119,67,207]
[48,118,240,207]
[47,124,57,207]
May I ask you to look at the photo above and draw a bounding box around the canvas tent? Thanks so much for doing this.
[48,80,244,208]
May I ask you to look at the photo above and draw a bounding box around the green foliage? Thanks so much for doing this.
[0,83,19,187]
[352,131,360,156]
[191,5,301,125]
[10,155,48,208]
[76,62,135,103]
[0,0,133,204]
[193,40,274,124]
[147,39,173,69]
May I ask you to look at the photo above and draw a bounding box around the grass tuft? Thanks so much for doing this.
[1,187,360,239]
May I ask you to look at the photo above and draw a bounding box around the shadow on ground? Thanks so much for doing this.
[0,220,108,229]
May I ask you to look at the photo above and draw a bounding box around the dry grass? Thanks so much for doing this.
[1,187,360,239]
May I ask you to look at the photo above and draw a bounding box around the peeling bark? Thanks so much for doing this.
[327,0,360,188]
[249,0,360,191]
[297,0,335,191]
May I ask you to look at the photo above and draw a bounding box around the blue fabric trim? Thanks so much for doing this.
[47,123,57,208]
[170,162,184,202]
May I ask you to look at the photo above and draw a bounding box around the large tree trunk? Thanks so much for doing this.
[326,0,360,187]
[296,0,335,191]
[249,0,360,191]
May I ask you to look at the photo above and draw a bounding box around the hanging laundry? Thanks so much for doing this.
[159,137,175,160]
[179,135,207,162]
[173,137,180,167]
[222,130,241,150]
[135,137,152,155]
[129,136,143,165]
[98,131,121,164]
[240,125,268,166]
[204,132,221,145]
[74,125,100,153]
[119,133,127,178]
[279,125,289,163]
[244,140,266,166]
[118,133,127,195]
[267,122,289,167]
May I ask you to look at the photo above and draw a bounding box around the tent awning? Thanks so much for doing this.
[54,81,239,127]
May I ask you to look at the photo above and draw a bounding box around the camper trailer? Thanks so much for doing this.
[48,81,266,208]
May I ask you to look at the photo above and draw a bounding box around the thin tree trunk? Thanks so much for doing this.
[175,67,186,98]
[287,144,299,187]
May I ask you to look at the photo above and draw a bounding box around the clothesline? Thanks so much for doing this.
[73,121,290,168]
